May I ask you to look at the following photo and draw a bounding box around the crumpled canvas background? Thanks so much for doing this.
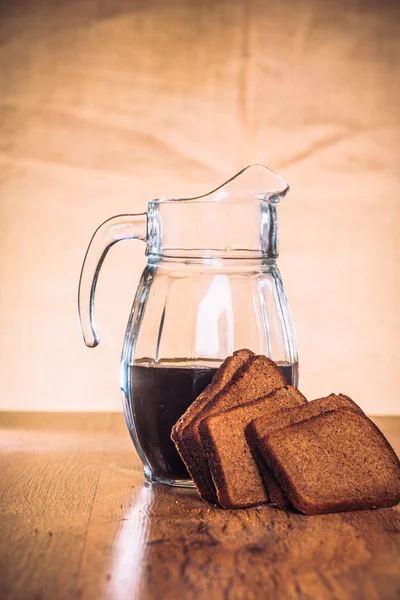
[0,0,399,412]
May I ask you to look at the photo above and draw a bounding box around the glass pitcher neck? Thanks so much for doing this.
[145,164,287,260]
[146,202,279,259]
[146,200,280,259]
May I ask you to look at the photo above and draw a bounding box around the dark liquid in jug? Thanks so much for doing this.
[129,361,298,482]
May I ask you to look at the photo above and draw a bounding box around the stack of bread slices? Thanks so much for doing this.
[171,350,400,514]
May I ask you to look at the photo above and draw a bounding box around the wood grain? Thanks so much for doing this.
[0,413,399,600]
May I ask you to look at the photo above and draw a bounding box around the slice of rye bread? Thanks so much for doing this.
[180,355,288,503]
[247,394,364,508]
[171,349,254,502]
[200,386,307,508]
[261,407,400,514]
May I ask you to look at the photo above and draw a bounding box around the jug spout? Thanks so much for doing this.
[195,164,290,204]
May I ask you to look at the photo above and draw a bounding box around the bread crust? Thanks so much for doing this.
[261,408,400,514]
[248,394,364,507]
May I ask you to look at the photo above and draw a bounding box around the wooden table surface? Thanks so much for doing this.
[0,413,399,600]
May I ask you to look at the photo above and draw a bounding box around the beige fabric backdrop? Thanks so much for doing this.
[0,0,399,413]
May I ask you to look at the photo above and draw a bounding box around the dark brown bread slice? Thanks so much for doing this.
[261,408,400,514]
[171,349,254,502]
[247,394,364,508]
[181,355,288,503]
[200,386,307,508]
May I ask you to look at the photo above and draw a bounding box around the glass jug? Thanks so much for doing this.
[78,165,298,487]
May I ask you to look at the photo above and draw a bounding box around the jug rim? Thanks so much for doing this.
[151,164,289,204]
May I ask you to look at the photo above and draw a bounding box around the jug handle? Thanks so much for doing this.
[78,213,148,348]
